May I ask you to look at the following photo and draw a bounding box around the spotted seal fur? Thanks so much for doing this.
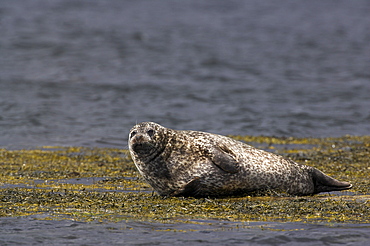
[128,122,352,197]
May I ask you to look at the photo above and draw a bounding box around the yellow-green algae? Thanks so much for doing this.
[0,136,369,224]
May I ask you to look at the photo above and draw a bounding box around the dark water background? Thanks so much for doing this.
[1,0,370,245]
[1,0,370,149]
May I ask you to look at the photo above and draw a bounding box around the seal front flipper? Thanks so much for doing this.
[312,168,352,193]
[209,145,239,174]
[171,177,202,197]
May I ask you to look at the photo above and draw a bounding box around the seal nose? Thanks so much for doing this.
[131,134,144,143]
[130,134,152,154]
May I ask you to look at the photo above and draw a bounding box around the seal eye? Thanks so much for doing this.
[130,131,137,139]
[147,129,155,137]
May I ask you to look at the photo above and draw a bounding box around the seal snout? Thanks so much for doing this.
[131,133,145,143]
[130,133,153,154]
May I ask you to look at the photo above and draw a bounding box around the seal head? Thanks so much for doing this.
[129,122,176,194]
[129,122,166,158]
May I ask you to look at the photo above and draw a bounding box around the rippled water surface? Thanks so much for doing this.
[1,0,370,149]
[1,217,369,246]
[1,0,369,245]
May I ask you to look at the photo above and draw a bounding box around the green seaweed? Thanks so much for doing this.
[0,135,369,224]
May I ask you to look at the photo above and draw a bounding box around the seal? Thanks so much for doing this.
[128,122,352,197]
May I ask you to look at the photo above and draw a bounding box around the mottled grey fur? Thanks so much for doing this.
[128,122,352,197]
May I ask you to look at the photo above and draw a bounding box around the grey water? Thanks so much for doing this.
[1,216,369,246]
[1,0,370,149]
[1,0,370,245]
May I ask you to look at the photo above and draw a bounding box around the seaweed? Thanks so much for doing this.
[1,135,369,224]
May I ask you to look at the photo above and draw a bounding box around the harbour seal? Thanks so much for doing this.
[128,122,352,197]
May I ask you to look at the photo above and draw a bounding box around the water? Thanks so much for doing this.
[0,0,370,244]
[1,0,370,149]
[1,217,369,246]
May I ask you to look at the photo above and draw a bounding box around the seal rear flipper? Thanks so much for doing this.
[210,145,239,174]
[312,168,352,193]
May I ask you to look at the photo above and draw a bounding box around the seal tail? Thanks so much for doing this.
[312,168,352,194]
